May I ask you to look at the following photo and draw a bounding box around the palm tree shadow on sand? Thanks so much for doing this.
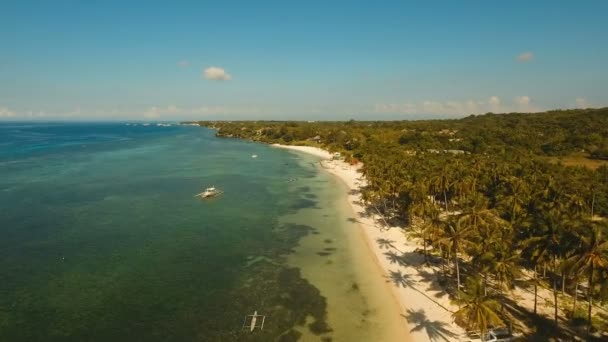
[403,309,458,342]
[388,269,417,288]
[376,238,398,250]
[384,251,409,267]
[388,269,454,313]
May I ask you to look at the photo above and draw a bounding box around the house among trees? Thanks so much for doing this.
[438,129,458,136]
[307,135,322,142]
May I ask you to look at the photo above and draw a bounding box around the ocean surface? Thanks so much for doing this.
[0,122,403,342]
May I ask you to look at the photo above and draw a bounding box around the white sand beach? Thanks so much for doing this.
[273,144,467,341]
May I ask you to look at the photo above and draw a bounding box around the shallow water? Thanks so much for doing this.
[0,122,405,341]
[283,151,408,341]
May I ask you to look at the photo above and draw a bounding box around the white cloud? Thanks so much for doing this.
[575,97,588,108]
[374,103,417,114]
[24,110,46,118]
[514,95,534,112]
[374,95,543,117]
[142,105,181,118]
[190,106,261,115]
[0,107,16,118]
[143,106,161,119]
[464,100,480,113]
[167,104,179,113]
[516,52,534,62]
[422,100,445,113]
[515,95,530,106]
[203,66,231,81]
[446,101,465,113]
[178,60,189,67]
[489,96,501,112]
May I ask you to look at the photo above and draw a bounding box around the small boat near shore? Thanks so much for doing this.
[194,186,223,199]
[242,310,265,332]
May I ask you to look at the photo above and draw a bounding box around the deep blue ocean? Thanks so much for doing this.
[0,122,329,341]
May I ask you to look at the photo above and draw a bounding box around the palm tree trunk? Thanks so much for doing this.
[534,266,538,314]
[553,277,558,325]
[455,252,461,300]
[572,280,578,319]
[591,192,595,219]
[562,272,566,295]
[483,274,488,296]
[372,204,390,230]
[587,266,594,335]
[439,245,446,275]
[443,189,449,212]
[553,256,558,326]
[382,199,388,216]
[447,249,452,277]
[423,237,428,263]
[499,280,504,313]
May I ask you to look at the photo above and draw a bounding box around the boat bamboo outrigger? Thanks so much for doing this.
[242,310,265,332]
[194,186,223,199]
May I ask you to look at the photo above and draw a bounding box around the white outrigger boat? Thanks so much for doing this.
[242,310,265,332]
[194,186,223,199]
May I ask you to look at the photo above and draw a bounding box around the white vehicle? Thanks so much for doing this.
[465,328,514,342]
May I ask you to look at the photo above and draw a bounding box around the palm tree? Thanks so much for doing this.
[458,194,502,233]
[430,164,454,213]
[457,193,505,291]
[453,277,503,341]
[491,243,522,310]
[568,222,608,334]
[522,175,579,324]
[496,176,530,225]
[407,206,443,263]
[521,207,566,324]
[438,218,476,298]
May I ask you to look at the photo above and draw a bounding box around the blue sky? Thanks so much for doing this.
[1,1,607,120]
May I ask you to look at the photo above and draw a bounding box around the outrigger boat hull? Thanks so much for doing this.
[194,187,223,199]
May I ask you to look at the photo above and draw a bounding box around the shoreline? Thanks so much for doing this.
[272,143,466,342]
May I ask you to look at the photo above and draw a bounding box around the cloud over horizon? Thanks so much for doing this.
[0,96,603,121]
[203,67,231,81]
[0,107,16,118]
[576,97,588,108]
[374,95,544,116]
[515,95,530,106]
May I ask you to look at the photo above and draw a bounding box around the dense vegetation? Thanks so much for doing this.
[201,107,608,159]
[195,107,608,339]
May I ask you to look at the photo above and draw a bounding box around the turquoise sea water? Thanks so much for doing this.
[0,123,332,341]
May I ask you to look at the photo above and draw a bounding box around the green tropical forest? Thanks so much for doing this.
[194,107,608,339]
